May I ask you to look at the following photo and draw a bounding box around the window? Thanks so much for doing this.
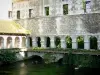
[8,11,12,18]
[63,4,68,15]
[85,1,91,12]
[45,7,49,16]
[82,0,91,13]
[29,9,33,18]
[17,11,20,19]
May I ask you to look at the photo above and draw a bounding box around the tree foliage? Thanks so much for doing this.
[0,50,17,64]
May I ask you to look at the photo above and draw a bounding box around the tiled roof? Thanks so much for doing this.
[0,20,30,35]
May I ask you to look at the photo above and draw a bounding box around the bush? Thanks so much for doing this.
[0,50,17,64]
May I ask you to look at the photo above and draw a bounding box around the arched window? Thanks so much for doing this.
[90,36,97,50]
[7,37,12,48]
[29,37,32,47]
[15,37,20,48]
[36,37,41,47]
[77,36,84,49]
[66,36,72,48]
[55,37,61,48]
[0,37,4,49]
[46,37,50,47]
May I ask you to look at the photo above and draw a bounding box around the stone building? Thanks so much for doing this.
[0,20,30,49]
[11,0,100,50]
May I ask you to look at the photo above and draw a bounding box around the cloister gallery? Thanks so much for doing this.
[0,34,99,50]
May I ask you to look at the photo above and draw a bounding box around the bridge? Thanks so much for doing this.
[15,48,100,63]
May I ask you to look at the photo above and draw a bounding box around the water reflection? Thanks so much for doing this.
[19,62,27,75]
[0,61,100,75]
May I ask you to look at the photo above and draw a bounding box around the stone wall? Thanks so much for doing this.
[15,13,100,36]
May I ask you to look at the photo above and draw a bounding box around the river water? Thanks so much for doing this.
[0,60,99,75]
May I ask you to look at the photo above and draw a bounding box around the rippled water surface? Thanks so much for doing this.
[0,61,67,75]
[0,60,99,75]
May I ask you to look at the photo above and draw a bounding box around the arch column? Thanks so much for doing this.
[71,35,77,49]
[19,36,22,48]
[61,36,66,49]
[84,35,90,50]
[41,37,46,48]
[97,35,100,50]
[4,36,7,48]
[50,36,56,48]
[12,36,15,48]
[26,36,30,48]
[32,37,37,47]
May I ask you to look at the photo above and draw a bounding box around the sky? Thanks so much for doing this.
[0,0,12,19]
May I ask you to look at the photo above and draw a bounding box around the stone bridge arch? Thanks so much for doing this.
[30,55,44,64]
[26,51,65,63]
[16,51,65,63]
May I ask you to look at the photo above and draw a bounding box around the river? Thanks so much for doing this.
[0,60,99,75]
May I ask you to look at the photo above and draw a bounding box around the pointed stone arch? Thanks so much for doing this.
[90,36,97,50]
[55,37,61,48]
[66,36,72,48]
[7,37,12,48]
[0,37,4,49]
[77,36,84,49]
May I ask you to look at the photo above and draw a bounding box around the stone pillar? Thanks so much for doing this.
[26,36,30,48]
[12,36,15,48]
[41,37,46,48]
[4,36,7,49]
[32,37,37,47]
[19,36,22,48]
[84,35,90,50]
[71,35,77,49]
[97,36,100,50]
[50,36,56,48]
[61,37,66,49]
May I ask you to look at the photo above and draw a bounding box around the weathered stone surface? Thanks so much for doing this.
[13,0,100,36]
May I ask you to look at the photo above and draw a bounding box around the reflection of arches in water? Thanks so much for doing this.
[7,37,12,48]
[0,37,4,48]
[15,37,20,48]
[22,37,26,47]
[36,37,41,47]
[46,37,50,47]
[77,36,84,49]
[90,36,97,49]
[55,37,61,48]
[31,55,44,64]
[66,36,72,48]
